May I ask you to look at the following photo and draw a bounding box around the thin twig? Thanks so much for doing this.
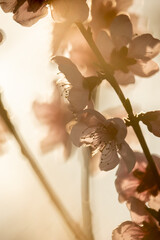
[0,95,90,240]
[76,22,160,189]
[81,147,94,240]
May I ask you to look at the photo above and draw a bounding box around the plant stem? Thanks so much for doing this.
[81,147,94,240]
[0,95,90,240]
[76,22,160,188]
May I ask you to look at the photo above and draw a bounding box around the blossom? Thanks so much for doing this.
[96,14,160,85]
[112,221,160,240]
[54,56,101,112]
[90,0,134,32]
[33,82,73,158]
[138,111,160,137]
[70,109,135,171]
[115,152,160,203]
[0,0,48,26]
[0,0,89,26]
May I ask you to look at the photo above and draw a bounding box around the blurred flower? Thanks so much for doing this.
[33,83,73,158]
[0,0,89,26]
[115,152,160,203]
[112,221,160,240]
[51,0,89,55]
[138,111,160,137]
[70,109,135,171]
[0,0,48,26]
[51,0,89,23]
[54,56,101,112]
[96,14,160,85]
[90,0,134,32]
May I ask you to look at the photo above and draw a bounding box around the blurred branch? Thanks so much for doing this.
[0,94,90,240]
[81,147,94,240]
[76,22,160,189]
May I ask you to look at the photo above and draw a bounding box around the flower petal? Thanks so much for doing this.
[0,0,17,12]
[99,141,119,171]
[68,88,90,112]
[96,30,114,60]
[114,70,135,85]
[139,111,160,137]
[54,56,83,88]
[128,34,160,60]
[110,14,133,50]
[129,60,159,77]
[70,122,91,147]
[13,1,48,26]
[51,0,89,23]
[118,141,135,172]
[112,221,144,240]
[127,197,154,224]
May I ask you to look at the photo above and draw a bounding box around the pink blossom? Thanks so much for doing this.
[115,152,160,203]
[33,83,73,158]
[96,14,160,85]
[70,109,135,171]
[138,111,160,137]
[91,0,134,32]
[127,197,157,225]
[112,221,160,240]
[54,56,101,112]
[0,0,89,26]
[0,0,48,26]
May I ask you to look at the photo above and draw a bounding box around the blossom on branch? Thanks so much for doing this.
[91,0,134,32]
[96,14,160,85]
[115,152,160,203]
[112,220,160,240]
[70,109,135,171]
[54,56,101,112]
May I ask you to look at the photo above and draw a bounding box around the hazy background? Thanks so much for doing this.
[0,1,160,239]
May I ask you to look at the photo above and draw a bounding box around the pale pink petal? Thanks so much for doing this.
[13,2,48,26]
[127,197,154,224]
[33,101,58,125]
[139,111,160,137]
[114,70,135,85]
[54,56,83,88]
[99,141,119,171]
[112,221,144,240]
[70,122,89,147]
[128,34,160,60]
[110,118,127,143]
[118,141,135,172]
[68,88,89,112]
[129,60,159,77]
[51,0,89,23]
[96,30,114,60]
[52,21,72,55]
[77,109,108,127]
[110,14,133,50]
[0,0,17,12]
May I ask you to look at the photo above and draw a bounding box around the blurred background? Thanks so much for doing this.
[0,1,160,239]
